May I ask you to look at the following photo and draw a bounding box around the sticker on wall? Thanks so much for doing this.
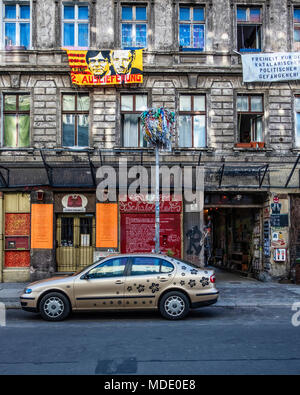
[274,248,286,262]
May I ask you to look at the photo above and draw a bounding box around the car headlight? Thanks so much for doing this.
[25,288,32,294]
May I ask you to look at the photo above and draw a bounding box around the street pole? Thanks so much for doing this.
[155,145,160,253]
[141,107,175,255]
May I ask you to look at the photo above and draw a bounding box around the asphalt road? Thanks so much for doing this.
[0,306,300,375]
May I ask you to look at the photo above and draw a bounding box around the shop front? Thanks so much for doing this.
[204,193,267,276]
[2,192,31,282]
[54,193,96,272]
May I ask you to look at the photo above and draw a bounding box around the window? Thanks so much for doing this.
[178,95,206,147]
[160,260,174,273]
[294,9,300,51]
[295,96,300,146]
[87,258,127,279]
[130,257,161,276]
[121,5,147,48]
[179,6,205,51]
[237,95,263,143]
[3,94,30,147]
[4,2,30,49]
[237,7,261,52]
[80,217,93,246]
[61,217,74,247]
[62,3,89,47]
[121,94,147,147]
[62,94,89,147]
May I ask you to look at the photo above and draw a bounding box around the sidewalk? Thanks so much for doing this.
[214,267,300,308]
[1,267,300,309]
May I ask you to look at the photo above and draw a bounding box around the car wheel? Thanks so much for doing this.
[39,292,71,321]
[159,291,190,320]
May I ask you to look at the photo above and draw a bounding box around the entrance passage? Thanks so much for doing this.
[56,214,95,272]
[121,213,181,258]
[206,207,262,274]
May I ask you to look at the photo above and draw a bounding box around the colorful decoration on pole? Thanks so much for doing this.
[140,108,175,149]
[140,108,175,253]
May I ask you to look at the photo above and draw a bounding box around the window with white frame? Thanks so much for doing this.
[178,6,205,51]
[121,5,147,49]
[237,7,262,52]
[121,94,148,147]
[62,93,89,147]
[62,3,89,47]
[237,95,263,143]
[178,95,206,148]
[3,2,30,49]
[3,93,30,148]
[295,96,300,146]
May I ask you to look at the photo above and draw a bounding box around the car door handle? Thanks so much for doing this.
[115,280,124,285]
[158,276,168,282]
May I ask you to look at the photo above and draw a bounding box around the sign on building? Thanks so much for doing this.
[242,52,300,82]
[65,49,143,86]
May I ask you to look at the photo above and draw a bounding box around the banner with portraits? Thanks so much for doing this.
[64,49,143,86]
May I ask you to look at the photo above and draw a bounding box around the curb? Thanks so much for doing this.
[2,301,296,309]
[214,303,294,308]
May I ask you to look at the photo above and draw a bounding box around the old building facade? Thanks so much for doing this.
[0,0,300,282]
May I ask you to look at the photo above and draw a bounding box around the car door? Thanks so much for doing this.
[123,256,176,309]
[74,257,128,310]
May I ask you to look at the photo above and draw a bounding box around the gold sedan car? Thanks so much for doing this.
[20,254,219,321]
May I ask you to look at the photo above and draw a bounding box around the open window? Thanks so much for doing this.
[237,7,261,52]
[236,95,264,148]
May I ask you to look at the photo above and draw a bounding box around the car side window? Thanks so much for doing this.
[87,258,127,279]
[130,257,160,276]
[160,259,174,273]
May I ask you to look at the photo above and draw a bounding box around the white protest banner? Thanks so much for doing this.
[241,52,300,82]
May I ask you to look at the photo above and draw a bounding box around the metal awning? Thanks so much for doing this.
[0,150,97,188]
[216,164,269,188]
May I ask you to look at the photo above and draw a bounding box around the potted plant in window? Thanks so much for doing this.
[251,141,265,148]
[235,142,252,148]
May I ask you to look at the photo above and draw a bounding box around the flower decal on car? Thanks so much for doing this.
[149,283,160,293]
[190,269,198,275]
[188,279,196,288]
[200,277,209,287]
[137,284,145,293]
[127,286,133,292]
[180,280,185,286]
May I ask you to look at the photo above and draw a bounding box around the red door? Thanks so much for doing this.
[121,213,181,258]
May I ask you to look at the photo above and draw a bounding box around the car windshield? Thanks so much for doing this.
[71,258,105,276]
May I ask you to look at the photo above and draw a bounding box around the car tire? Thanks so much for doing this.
[159,291,190,320]
[39,292,71,322]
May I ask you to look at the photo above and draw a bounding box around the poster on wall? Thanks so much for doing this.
[96,203,118,248]
[242,52,300,82]
[31,204,53,249]
[64,49,143,86]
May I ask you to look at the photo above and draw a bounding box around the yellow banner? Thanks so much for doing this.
[65,49,143,86]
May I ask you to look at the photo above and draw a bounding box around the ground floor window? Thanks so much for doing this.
[56,214,95,272]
